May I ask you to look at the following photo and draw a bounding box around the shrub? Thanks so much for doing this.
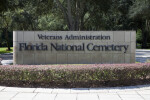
[0,63,150,87]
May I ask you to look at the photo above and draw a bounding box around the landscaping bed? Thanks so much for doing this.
[0,64,150,88]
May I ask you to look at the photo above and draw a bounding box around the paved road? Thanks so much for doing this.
[0,53,13,60]
[136,49,150,63]
[0,53,13,65]
[136,49,150,57]
[0,85,150,100]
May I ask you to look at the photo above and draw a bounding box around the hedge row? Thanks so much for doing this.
[0,63,150,87]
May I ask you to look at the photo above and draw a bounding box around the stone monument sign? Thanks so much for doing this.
[13,31,136,64]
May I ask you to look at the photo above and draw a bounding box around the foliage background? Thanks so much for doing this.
[0,0,150,49]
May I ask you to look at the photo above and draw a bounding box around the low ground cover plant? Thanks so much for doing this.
[0,63,150,87]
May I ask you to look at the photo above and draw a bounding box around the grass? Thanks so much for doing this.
[0,47,13,54]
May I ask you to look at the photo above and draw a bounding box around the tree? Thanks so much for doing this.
[102,0,134,30]
[129,0,150,48]
[0,0,18,50]
[12,0,53,30]
[38,14,66,30]
[0,11,13,50]
[54,0,112,30]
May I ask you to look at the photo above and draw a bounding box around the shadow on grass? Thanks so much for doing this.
[0,47,13,54]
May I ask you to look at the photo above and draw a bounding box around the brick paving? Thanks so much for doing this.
[0,84,150,100]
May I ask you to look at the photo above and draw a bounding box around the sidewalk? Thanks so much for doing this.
[0,84,150,100]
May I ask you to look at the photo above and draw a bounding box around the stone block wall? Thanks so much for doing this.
[13,31,136,65]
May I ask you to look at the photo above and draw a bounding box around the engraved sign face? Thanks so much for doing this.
[13,31,136,65]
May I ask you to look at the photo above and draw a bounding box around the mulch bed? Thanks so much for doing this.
[0,79,150,88]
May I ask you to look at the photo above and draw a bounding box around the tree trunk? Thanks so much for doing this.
[5,28,11,51]
[67,0,74,30]
[141,30,148,48]
[55,0,87,31]
[55,0,71,30]
[74,0,80,31]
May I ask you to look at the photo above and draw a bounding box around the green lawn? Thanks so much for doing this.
[0,47,13,54]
